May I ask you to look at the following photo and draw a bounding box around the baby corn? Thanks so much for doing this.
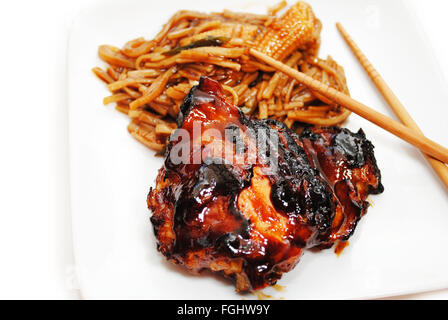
[255,1,319,61]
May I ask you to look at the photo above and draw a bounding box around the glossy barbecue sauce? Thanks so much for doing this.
[334,241,349,256]
[300,127,384,245]
[153,77,384,291]
[163,78,328,289]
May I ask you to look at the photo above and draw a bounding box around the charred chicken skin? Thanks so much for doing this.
[148,77,383,291]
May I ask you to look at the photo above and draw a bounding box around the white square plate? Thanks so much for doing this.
[68,0,448,299]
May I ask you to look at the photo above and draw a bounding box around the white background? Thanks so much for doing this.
[0,0,446,299]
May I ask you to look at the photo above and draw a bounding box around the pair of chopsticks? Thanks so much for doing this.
[249,25,448,189]
[336,23,448,189]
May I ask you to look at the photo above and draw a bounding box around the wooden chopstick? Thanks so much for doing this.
[249,48,448,165]
[336,22,448,189]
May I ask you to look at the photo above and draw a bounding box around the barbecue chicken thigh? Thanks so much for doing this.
[148,77,383,291]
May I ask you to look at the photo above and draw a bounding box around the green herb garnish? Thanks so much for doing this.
[164,36,230,56]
